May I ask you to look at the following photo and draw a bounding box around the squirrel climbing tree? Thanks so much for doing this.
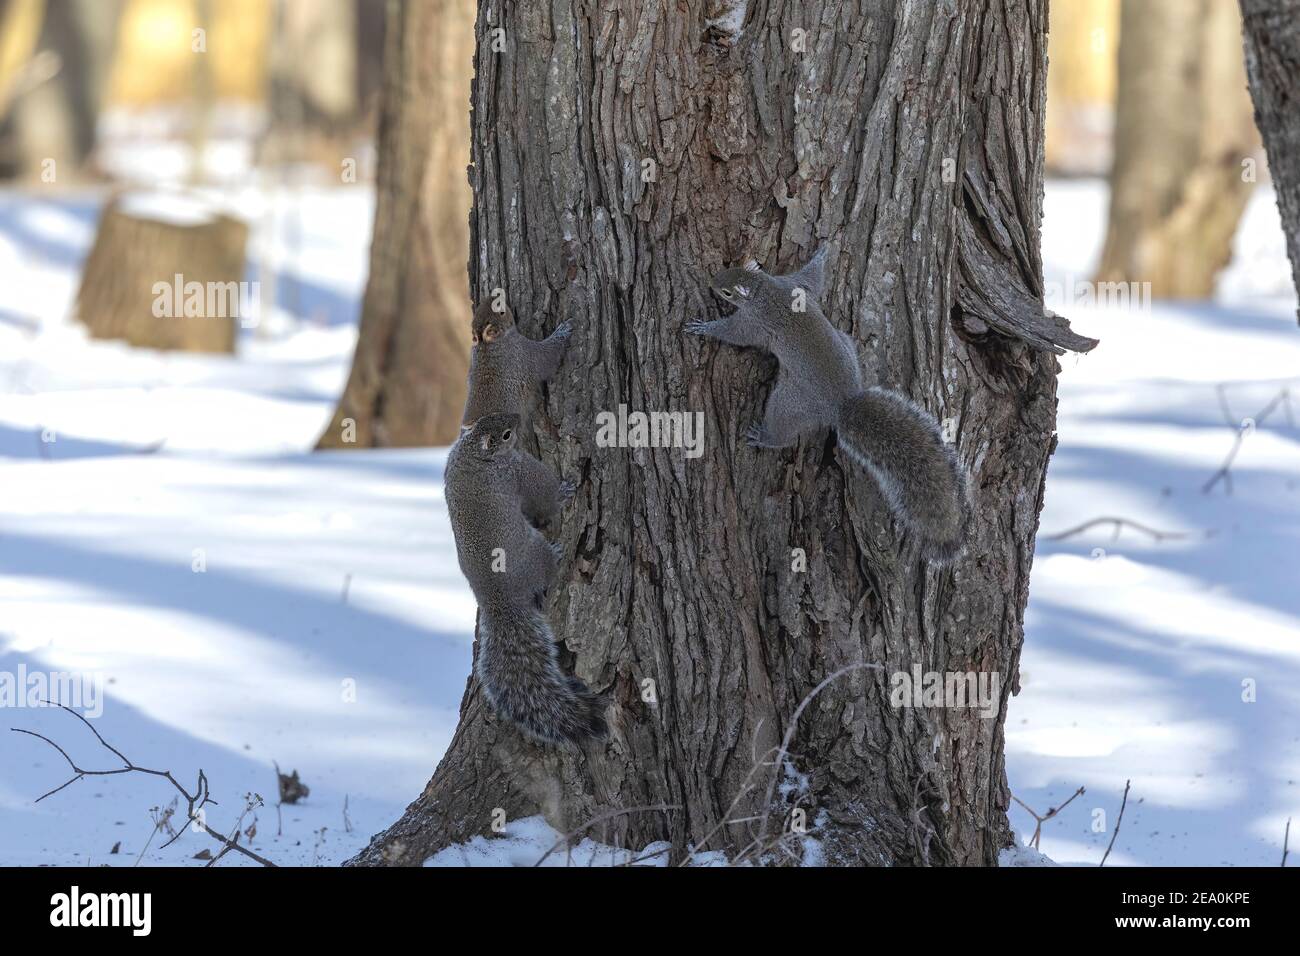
[351,0,1096,866]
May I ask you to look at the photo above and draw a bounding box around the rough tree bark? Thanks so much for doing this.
[317,0,474,449]
[1095,0,1259,298]
[351,0,1094,866]
[1240,0,1300,323]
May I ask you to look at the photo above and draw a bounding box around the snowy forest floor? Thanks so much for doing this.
[0,180,1296,867]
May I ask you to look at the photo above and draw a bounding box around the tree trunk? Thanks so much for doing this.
[1096,0,1259,298]
[4,0,123,180]
[270,0,357,132]
[351,0,1094,867]
[1044,0,1119,177]
[317,0,472,450]
[1240,0,1300,323]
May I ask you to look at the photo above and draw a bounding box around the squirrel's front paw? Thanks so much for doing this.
[549,540,565,560]
[558,480,577,504]
[684,318,712,336]
[553,321,573,341]
[745,423,773,449]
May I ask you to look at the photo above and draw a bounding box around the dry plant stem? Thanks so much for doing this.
[1011,785,1086,850]
[531,804,681,867]
[1099,779,1131,868]
[11,701,277,867]
[745,662,886,863]
[682,736,786,866]
[1282,817,1291,868]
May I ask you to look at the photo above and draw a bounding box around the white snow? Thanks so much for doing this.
[0,176,1296,866]
[1011,179,1300,866]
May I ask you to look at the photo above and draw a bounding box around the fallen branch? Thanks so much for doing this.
[1099,779,1131,868]
[1204,388,1292,495]
[12,701,277,867]
[1046,516,1192,543]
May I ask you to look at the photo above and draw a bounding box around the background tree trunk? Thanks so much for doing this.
[1240,0,1300,323]
[1096,0,1259,298]
[1044,0,1119,177]
[317,0,472,450]
[351,0,1093,867]
[3,0,124,180]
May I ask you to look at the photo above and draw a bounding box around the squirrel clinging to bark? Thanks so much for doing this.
[444,413,607,747]
[462,300,572,425]
[686,248,970,564]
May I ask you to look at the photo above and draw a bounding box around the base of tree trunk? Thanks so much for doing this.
[350,0,1090,869]
[76,198,247,353]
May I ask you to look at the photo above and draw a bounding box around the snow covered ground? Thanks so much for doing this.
[0,179,1296,866]
[1012,182,1300,866]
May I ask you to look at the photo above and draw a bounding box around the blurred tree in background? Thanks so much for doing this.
[1045,0,1118,177]
[1095,0,1260,298]
[317,0,473,449]
[0,0,124,180]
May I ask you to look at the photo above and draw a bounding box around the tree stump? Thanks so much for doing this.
[75,197,249,353]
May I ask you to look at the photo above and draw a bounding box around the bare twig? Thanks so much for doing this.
[1047,516,1192,543]
[12,702,277,866]
[1204,389,1291,495]
[1283,817,1291,868]
[1011,786,1086,851]
[681,741,785,866]
[1099,779,1131,868]
[746,662,885,861]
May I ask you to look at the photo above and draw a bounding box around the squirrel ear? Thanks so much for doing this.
[743,259,760,272]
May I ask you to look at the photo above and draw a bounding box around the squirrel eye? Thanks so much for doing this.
[721,289,733,298]
[501,429,513,441]
[471,332,479,344]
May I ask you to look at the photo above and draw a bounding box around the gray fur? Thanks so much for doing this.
[688,249,970,564]
[462,301,572,425]
[444,414,607,746]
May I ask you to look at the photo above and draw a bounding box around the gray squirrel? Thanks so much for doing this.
[444,413,608,746]
[686,248,970,563]
[462,300,572,425]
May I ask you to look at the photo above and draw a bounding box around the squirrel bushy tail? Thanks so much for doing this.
[477,603,608,747]
[835,387,970,564]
